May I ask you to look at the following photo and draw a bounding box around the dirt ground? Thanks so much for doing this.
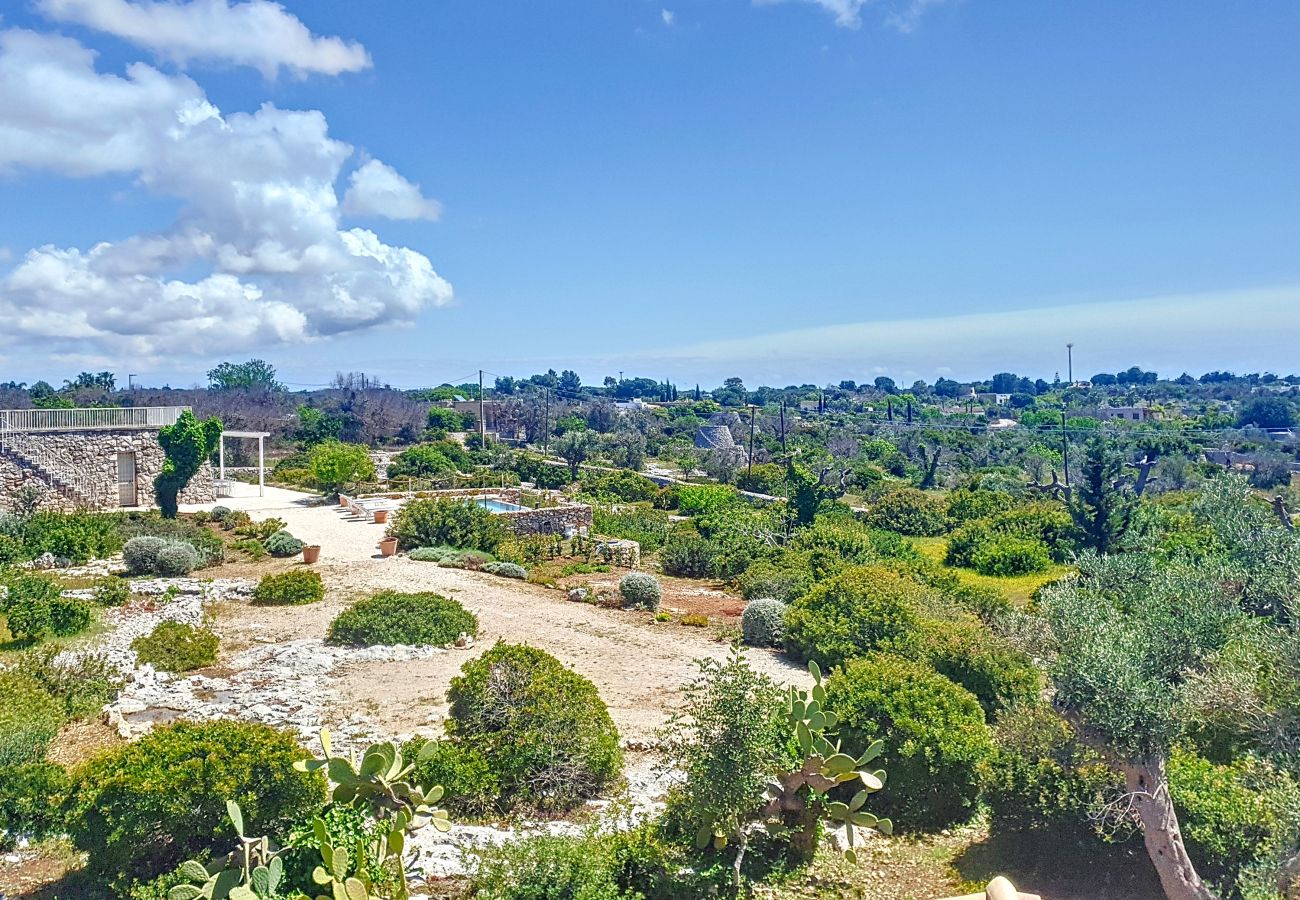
[211,553,808,742]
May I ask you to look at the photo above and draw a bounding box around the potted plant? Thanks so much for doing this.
[302,544,321,564]
[373,509,389,524]
[378,536,398,557]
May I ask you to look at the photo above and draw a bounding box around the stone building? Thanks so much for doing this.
[0,406,215,512]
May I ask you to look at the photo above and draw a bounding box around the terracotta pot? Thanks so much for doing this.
[302,545,321,564]
[379,537,398,557]
[338,494,349,507]
[373,509,389,524]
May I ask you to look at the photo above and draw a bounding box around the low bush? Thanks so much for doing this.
[978,702,1120,835]
[0,533,22,564]
[740,597,787,648]
[0,761,71,848]
[22,510,123,564]
[782,565,934,669]
[825,652,992,830]
[327,590,478,647]
[10,646,121,720]
[0,672,64,767]
[864,488,949,536]
[122,536,168,574]
[913,617,1042,715]
[591,505,671,551]
[401,738,500,817]
[409,545,454,562]
[484,561,527,579]
[92,576,131,607]
[119,514,224,566]
[737,556,815,604]
[209,505,232,522]
[387,444,460,480]
[68,720,325,889]
[264,529,305,557]
[387,497,506,553]
[945,488,1017,526]
[681,613,709,627]
[789,519,923,566]
[971,535,1051,577]
[676,484,739,516]
[154,542,201,576]
[619,572,662,610]
[447,643,622,812]
[471,827,646,900]
[252,569,324,606]
[1,573,91,642]
[131,621,218,672]
[948,504,1076,568]
[232,538,268,560]
[221,509,252,531]
[579,469,660,502]
[659,535,721,579]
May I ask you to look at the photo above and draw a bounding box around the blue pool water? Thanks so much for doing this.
[474,498,526,513]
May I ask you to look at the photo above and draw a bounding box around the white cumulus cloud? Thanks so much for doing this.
[35,0,371,77]
[0,28,451,363]
[342,159,443,221]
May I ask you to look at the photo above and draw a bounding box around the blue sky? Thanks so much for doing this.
[0,0,1297,389]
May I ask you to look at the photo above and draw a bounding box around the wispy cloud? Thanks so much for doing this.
[661,8,675,26]
[35,0,371,77]
[756,0,951,31]
[626,284,1300,384]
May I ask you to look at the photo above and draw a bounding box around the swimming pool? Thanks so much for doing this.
[474,498,526,513]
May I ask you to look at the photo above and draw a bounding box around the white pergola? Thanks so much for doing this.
[218,430,270,497]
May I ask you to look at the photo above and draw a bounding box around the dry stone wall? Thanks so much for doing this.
[0,428,214,512]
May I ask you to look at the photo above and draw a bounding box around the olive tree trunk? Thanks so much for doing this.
[1123,757,1216,900]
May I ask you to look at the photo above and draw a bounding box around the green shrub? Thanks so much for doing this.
[470,828,635,900]
[92,576,131,607]
[619,572,662,610]
[387,497,506,553]
[22,510,123,563]
[409,545,454,562]
[232,538,268,560]
[209,506,232,522]
[1167,745,1290,891]
[119,515,224,566]
[387,444,459,480]
[327,590,478,647]
[782,565,933,669]
[264,529,305,557]
[789,519,922,565]
[948,504,1076,568]
[0,672,64,767]
[252,569,324,606]
[0,761,71,847]
[579,469,660,502]
[978,702,1121,834]
[447,643,622,812]
[1,573,91,642]
[737,556,815,604]
[484,561,528,579]
[912,617,1042,715]
[946,488,1017,526]
[279,802,400,898]
[154,542,200,576]
[11,645,122,720]
[676,484,739,516]
[123,535,168,574]
[0,533,23,564]
[592,505,671,551]
[971,535,1051,576]
[740,597,786,647]
[401,738,500,816]
[864,488,949,536]
[825,652,992,830]
[659,535,721,578]
[131,621,219,672]
[69,720,325,889]
[308,439,376,494]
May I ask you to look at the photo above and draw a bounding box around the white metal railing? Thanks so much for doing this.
[0,422,107,507]
[0,406,189,432]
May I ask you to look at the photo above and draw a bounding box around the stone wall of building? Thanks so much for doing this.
[498,503,594,536]
[0,428,214,512]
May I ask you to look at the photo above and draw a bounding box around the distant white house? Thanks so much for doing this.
[987,418,1019,430]
[1097,403,1160,423]
[614,398,651,414]
[973,391,1011,405]
[799,399,820,412]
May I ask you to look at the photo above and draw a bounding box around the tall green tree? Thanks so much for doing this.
[206,359,281,391]
[155,411,222,518]
[1069,437,1137,553]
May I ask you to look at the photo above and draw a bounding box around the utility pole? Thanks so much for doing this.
[747,404,757,477]
[1066,343,1074,385]
[543,387,550,454]
[779,401,787,453]
[1060,408,1070,491]
[478,370,485,442]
